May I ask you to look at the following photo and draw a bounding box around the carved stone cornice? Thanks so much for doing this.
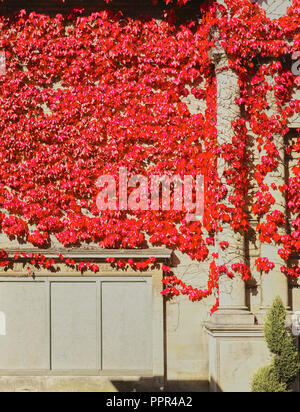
[6,247,172,261]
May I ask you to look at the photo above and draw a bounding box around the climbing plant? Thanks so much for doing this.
[0,0,299,312]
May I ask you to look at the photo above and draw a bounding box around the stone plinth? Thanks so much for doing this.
[205,324,271,392]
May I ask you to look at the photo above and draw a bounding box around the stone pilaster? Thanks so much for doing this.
[259,85,290,315]
[205,47,260,393]
[209,47,254,325]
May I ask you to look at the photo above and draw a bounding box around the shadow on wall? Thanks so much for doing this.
[0,0,203,21]
[111,377,211,393]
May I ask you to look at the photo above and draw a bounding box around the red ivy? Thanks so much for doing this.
[0,0,299,313]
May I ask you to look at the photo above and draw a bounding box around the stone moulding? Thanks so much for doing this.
[5,248,173,261]
[205,323,265,337]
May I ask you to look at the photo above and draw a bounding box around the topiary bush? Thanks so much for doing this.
[252,365,288,393]
[251,296,300,392]
[273,335,300,389]
[264,296,288,355]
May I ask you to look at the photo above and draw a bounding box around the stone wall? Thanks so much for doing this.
[0,0,298,393]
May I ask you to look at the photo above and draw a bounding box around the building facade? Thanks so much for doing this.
[0,0,298,392]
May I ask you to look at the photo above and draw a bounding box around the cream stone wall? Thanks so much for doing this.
[166,251,214,391]
[260,0,292,19]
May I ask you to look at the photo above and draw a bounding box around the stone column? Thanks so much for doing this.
[259,132,290,312]
[257,75,290,314]
[205,48,265,393]
[210,47,254,325]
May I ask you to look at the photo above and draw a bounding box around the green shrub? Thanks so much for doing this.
[251,365,288,393]
[251,296,300,392]
[264,296,287,355]
[273,336,299,388]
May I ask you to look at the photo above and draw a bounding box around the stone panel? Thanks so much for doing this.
[51,282,98,370]
[0,281,49,370]
[101,279,153,371]
[218,338,271,392]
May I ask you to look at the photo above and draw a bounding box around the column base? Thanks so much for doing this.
[209,307,255,326]
[256,308,293,326]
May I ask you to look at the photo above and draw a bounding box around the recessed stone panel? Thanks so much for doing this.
[101,280,153,371]
[0,281,48,370]
[51,282,98,370]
